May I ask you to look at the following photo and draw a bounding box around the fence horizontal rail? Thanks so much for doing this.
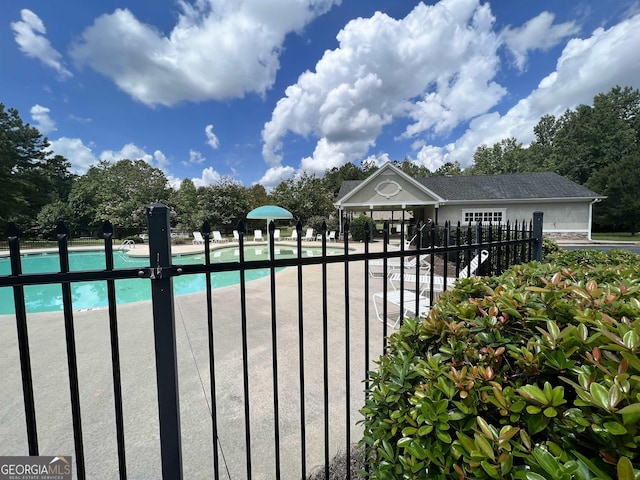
[1,210,542,480]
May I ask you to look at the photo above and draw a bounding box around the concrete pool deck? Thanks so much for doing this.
[0,240,396,479]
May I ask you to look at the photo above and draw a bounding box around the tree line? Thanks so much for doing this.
[2,85,638,238]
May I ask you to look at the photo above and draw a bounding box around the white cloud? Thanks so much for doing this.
[426,13,640,168]
[30,104,56,134]
[183,149,206,165]
[205,124,220,149]
[502,11,579,71]
[48,137,98,174]
[262,0,506,172]
[192,167,223,188]
[256,165,296,189]
[100,143,153,164]
[11,9,72,79]
[70,0,340,106]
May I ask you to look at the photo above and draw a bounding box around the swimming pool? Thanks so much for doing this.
[0,245,342,314]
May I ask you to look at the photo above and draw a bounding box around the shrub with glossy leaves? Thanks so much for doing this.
[360,252,640,479]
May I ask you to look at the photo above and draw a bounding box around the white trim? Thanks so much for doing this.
[335,162,445,206]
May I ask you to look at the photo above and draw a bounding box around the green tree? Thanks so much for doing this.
[393,159,430,178]
[587,153,640,235]
[246,184,270,210]
[432,161,462,176]
[554,86,640,184]
[323,162,369,197]
[197,179,251,231]
[270,173,334,224]
[468,138,527,174]
[172,178,200,232]
[68,159,171,235]
[0,103,74,232]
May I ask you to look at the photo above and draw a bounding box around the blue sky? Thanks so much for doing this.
[2,0,640,189]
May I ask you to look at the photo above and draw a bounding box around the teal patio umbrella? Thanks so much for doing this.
[246,205,293,243]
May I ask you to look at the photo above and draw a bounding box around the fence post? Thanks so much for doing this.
[532,211,543,262]
[146,203,183,479]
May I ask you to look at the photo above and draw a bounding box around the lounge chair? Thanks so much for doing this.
[273,229,281,241]
[233,230,240,242]
[212,231,228,243]
[192,231,205,244]
[368,256,430,278]
[373,290,430,329]
[302,228,314,241]
[253,230,263,242]
[328,231,337,242]
[388,249,489,294]
[286,229,298,241]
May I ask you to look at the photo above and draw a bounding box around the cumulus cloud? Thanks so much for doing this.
[30,104,56,134]
[192,166,223,188]
[48,137,98,174]
[70,0,340,106]
[425,12,640,168]
[256,165,296,189]
[262,0,507,172]
[100,143,153,164]
[205,124,220,149]
[502,11,579,71]
[11,9,72,79]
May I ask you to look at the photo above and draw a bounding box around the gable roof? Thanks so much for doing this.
[335,162,445,206]
[336,169,601,202]
[418,172,601,201]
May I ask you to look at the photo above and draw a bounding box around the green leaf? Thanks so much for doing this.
[572,450,613,480]
[476,416,494,439]
[418,425,433,436]
[436,430,452,443]
[527,413,549,435]
[533,446,561,480]
[603,421,627,435]
[474,433,495,461]
[402,426,417,436]
[617,456,634,480]
[543,407,557,418]
[481,460,500,479]
[616,403,640,415]
[623,330,639,350]
[524,473,547,480]
[519,385,548,405]
[547,320,560,339]
[589,383,610,410]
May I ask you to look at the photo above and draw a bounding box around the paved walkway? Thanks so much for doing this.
[1,240,394,479]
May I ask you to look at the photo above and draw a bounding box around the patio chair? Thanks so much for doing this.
[286,229,298,241]
[328,231,337,242]
[273,229,281,241]
[192,231,205,244]
[212,231,228,243]
[253,229,263,242]
[368,256,430,278]
[302,228,314,241]
[388,249,489,294]
[233,230,240,242]
[373,289,430,329]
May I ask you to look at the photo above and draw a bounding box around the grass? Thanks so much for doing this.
[591,232,639,241]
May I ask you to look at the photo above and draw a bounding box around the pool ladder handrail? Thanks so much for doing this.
[119,239,136,251]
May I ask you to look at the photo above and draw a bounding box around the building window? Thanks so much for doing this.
[462,209,505,224]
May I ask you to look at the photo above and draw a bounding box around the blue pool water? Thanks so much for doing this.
[0,245,341,314]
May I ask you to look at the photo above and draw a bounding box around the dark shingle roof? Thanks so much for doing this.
[418,172,600,201]
[336,171,601,202]
[336,180,362,200]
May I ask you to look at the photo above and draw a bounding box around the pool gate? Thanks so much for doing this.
[1,204,543,479]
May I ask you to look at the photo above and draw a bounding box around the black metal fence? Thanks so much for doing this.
[0,205,542,479]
